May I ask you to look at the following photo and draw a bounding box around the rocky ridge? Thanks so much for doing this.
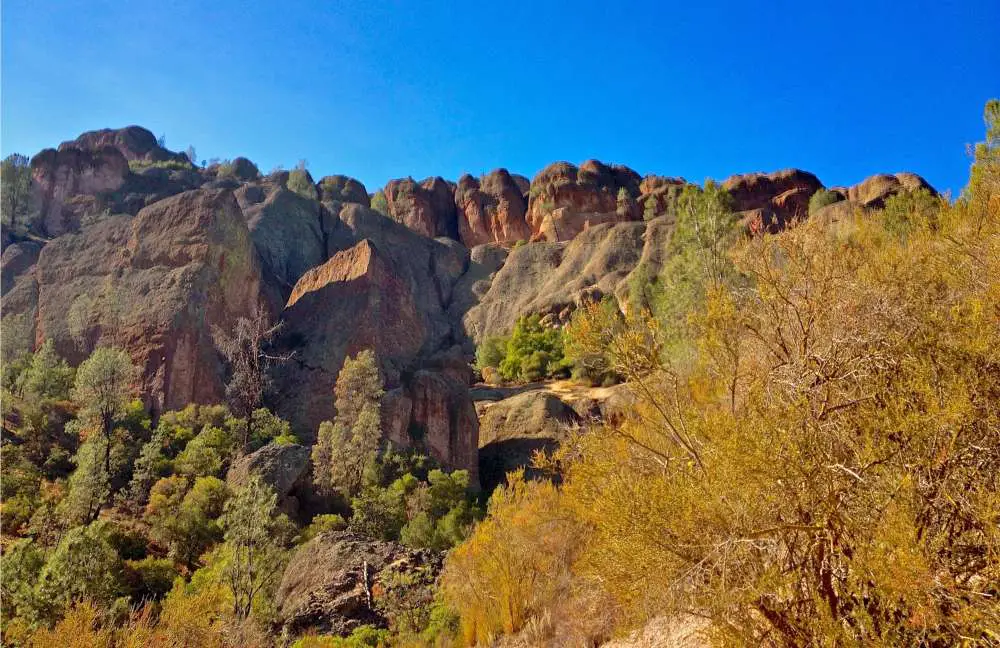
[1,125,939,480]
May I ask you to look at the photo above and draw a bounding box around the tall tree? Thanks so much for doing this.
[1,153,32,232]
[72,347,139,480]
[312,349,384,498]
[212,303,290,453]
[221,476,289,621]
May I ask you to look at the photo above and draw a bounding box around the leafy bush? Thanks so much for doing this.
[288,167,318,200]
[370,190,390,217]
[808,187,842,214]
[127,158,193,173]
[476,314,570,383]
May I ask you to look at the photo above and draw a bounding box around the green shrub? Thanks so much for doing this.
[496,314,570,383]
[302,513,347,541]
[128,159,193,173]
[371,190,390,217]
[808,188,842,214]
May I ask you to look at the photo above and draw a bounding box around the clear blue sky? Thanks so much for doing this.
[3,1,997,196]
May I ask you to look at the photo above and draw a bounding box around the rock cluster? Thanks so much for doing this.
[1,124,941,489]
[276,530,442,636]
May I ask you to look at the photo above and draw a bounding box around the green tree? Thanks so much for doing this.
[36,521,124,620]
[312,350,384,498]
[21,339,75,401]
[221,475,291,621]
[72,347,140,479]
[147,476,228,569]
[61,437,111,524]
[370,190,390,217]
[808,187,842,214]
[1,152,32,232]
[496,314,568,382]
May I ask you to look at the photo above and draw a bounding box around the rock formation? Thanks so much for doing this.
[525,160,642,240]
[29,146,130,237]
[454,169,532,246]
[383,176,458,239]
[721,169,823,234]
[3,189,261,414]
[276,530,442,636]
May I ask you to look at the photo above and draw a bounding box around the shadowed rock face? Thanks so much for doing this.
[276,531,442,636]
[477,390,581,492]
[382,369,480,484]
[383,176,458,239]
[272,204,470,440]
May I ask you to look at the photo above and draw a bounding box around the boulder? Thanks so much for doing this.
[477,390,580,492]
[383,176,458,239]
[526,160,642,238]
[276,530,442,636]
[454,169,532,246]
[229,157,260,181]
[318,175,370,206]
[59,125,184,163]
[273,205,470,438]
[11,189,262,414]
[227,442,310,497]
[1,241,42,297]
[721,169,823,232]
[847,172,936,209]
[462,219,650,342]
[29,146,129,237]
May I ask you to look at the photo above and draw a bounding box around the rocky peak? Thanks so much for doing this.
[455,168,532,247]
[59,125,186,163]
[383,175,458,239]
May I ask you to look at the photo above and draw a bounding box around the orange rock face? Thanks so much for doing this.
[722,169,824,233]
[30,146,130,237]
[24,189,262,414]
[383,176,457,238]
[454,169,532,247]
[525,160,642,241]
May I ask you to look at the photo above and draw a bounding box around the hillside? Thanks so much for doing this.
[1,101,997,648]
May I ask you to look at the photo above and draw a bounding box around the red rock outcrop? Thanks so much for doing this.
[454,169,532,246]
[526,160,642,240]
[382,370,480,482]
[59,125,185,163]
[383,176,457,239]
[14,189,261,414]
[30,146,130,237]
[318,175,369,206]
[637,175,687,221]
[722,169,823,233]
[847,172,936,208]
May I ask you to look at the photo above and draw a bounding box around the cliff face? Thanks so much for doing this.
[0,125,938,476]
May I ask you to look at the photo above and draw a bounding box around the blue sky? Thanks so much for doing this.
[2,1,997,196]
